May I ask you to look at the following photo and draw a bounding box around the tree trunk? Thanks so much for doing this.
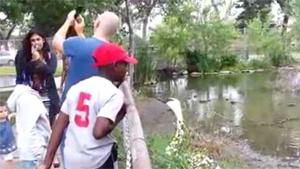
[5,24,16,40]
[142,17,148,40]
[282,14,289,35]
[4,24,17,50]
[125,0,135,85]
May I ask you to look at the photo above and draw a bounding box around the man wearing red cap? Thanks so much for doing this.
[38,43,137,169]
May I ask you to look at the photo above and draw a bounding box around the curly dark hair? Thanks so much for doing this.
[26,60,48,81]
[22,29,51,63]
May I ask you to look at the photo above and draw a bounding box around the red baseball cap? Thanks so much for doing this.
[92,43,138,67]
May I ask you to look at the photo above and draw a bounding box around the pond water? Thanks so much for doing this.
[144,71,300,159]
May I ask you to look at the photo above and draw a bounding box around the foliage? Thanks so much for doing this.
[28,0,123,36]
[185,50,220,73]
[220,54,239,69]
[0,1,30,39]
[147,133,248,169]
[190,17,239,61]
[150,15,189,67]
[151,0,239,71]
[291,0,300,50]
[235,0,292,29]
[248,58,271,69]
[0,0,124,37]
[247,17,292,66]
[134,38,157,85]
[236,0,272,28]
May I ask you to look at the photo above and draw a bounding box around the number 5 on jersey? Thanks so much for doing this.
[75,92,91,127]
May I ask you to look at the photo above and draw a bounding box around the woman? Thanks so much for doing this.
[15,29,60,127]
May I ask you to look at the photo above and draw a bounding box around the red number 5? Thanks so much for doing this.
[75,92,91,127]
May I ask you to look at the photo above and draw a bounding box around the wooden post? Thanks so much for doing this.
[120,81,152,169]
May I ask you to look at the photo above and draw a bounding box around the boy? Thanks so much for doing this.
[6,61,52,168]
[38,43,137,169]
[0,101,17,169]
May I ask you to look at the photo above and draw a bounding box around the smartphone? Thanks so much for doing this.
[74,6,83,19]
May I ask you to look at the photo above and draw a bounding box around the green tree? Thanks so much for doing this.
[247,17,291,66]
[29,0,123,36]
[236,0,272,28]
[151,0,238,70]
[0,0,30,48]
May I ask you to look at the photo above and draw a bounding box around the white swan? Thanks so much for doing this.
[165,97,221,169]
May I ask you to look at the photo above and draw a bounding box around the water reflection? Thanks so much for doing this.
[147,72,300,158]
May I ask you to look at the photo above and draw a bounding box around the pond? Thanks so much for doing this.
[144,71,300,159]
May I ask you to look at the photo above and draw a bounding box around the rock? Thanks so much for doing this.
[172,72,178,77]
[190,72,202,77]
[199,100,209,103]
[219,71,233,74]
[144,80,157,86]
[230,100,239,104]
[220,126,231,134]
[287,103,296,107]
[180,70,188,75]
[256,69,264,72]
[241,70,250,73]
[241,70,255,73]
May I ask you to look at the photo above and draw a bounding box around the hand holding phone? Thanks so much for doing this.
[67,7,84,37]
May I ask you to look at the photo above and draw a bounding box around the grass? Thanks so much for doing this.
[0,66,15,76]
[146,134,250,169]
[0,65,63,76]
[219,159,250,169]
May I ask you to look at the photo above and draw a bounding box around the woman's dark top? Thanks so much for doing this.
[15,50,60,126]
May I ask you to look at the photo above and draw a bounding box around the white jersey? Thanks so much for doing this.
[61,76,124,169]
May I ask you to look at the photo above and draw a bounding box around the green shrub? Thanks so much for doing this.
[186,50,221,73]
[220,54,238,68]
[134,39,156,85]
[247,17,292,67]
[248,58,271,69]
[269,52,292,67]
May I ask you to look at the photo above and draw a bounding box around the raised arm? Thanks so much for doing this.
[52,10,85,57]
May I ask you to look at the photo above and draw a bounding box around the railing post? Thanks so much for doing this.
[120,81,152,169]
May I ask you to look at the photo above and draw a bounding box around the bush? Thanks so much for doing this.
[134,39,156,85]
[269,53,289,67]
[220,54,238,68]
[248,58,271,69]
[186,50,220,73]
[247,17,292,67]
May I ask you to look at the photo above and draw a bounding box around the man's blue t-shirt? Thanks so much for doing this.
[62,37,103,102]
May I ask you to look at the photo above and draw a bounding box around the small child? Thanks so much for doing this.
[6,61,52,169]
[0,101,17,169]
